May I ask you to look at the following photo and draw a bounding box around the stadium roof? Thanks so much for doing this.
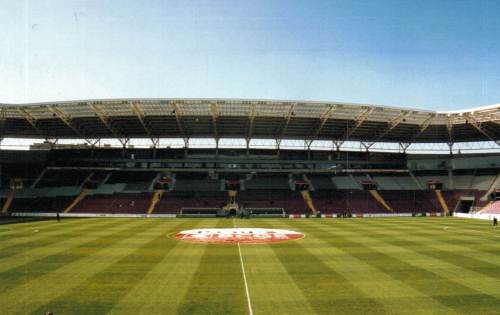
[0,99,499,145]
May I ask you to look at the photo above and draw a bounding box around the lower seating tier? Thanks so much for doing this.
[3,189,488,215]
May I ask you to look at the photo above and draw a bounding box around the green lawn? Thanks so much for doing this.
[0,217,499,314]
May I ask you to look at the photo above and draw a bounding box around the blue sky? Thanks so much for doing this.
[0,0,499,110]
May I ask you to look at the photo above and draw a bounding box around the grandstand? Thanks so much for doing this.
[0,99,499,217]
[1,98,500,314]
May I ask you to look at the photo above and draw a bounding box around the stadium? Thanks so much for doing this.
[0,98,499,314]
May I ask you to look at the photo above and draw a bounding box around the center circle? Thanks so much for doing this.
[174,228,304,244]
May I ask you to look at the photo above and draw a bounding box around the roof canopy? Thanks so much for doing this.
[0,98,499,145]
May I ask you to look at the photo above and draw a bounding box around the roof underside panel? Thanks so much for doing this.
[0,99,498,144]
[146,116,181,137]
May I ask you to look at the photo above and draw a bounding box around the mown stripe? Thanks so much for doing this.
[31,220,194,315]
[0,218,139,273]
[235,219,318,315]
[0,218,119,259]
[388,234,500,272]
[0,219,152,294]
[360,217,498,244]
[108,220,211,314]
[358,218,500,242]
[176,219,249,315]
[0,218,62,231]
[302,220,500,313]
[0,218,99,242]
[313,218,500,253]
[0,218,100,237]
[347,220,500,292]
[259,220,387,315]
[343,219,500,269]
[0,219,174,314]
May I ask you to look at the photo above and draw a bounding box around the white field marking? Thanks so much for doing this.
[234,219,254,315]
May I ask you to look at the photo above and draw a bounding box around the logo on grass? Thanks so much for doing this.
[175,228,304,244]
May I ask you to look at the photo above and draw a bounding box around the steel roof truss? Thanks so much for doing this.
[310,104,338,140]
[89,103,123,139]
[130,103,154,139]
[277,103,296,141]
[47,105,91,142]
[339,107,374,143]
[210,103,219,140]
[171,103,188,140]
[17,108,46,137]
[466,115,500,146]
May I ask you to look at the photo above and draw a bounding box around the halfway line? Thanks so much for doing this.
[233,219,254,315]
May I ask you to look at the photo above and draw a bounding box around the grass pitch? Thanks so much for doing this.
[0,217,499,314]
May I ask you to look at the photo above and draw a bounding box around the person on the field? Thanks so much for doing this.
[494,217,498,227]
[56,212,60,222]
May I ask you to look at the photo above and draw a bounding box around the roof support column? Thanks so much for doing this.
[361,141,373,152]
[183,137,189,158]
[119,138,129,158]
[151,137,160,148]
[44,138,58,149]
[333,140,342,159]
[276,139,281,158]
[305,139,313,160]
[215,138,220,157]
[245,138,250,157]
[90,139,100,148]
[90,139,100,158]
[399,142,411,154]
[151,137,160,159]
[119,138,129,147]
[333,140,341,151]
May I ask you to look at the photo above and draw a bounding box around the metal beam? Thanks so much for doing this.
[17,108,45,137]
[277,103,296,141]
[372,111,411,143]
[88,103,123,139]
[247,103,257,141]
[466,114,500,145]
[47,105,89,140]
[130,103,153,138]
[355,111,412,150]
[446,115,454,146]
[311,105,338,140]
[210,103,219,140]
[340,107,374,143]
[171,102,188,139]
[408,113,436,143]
